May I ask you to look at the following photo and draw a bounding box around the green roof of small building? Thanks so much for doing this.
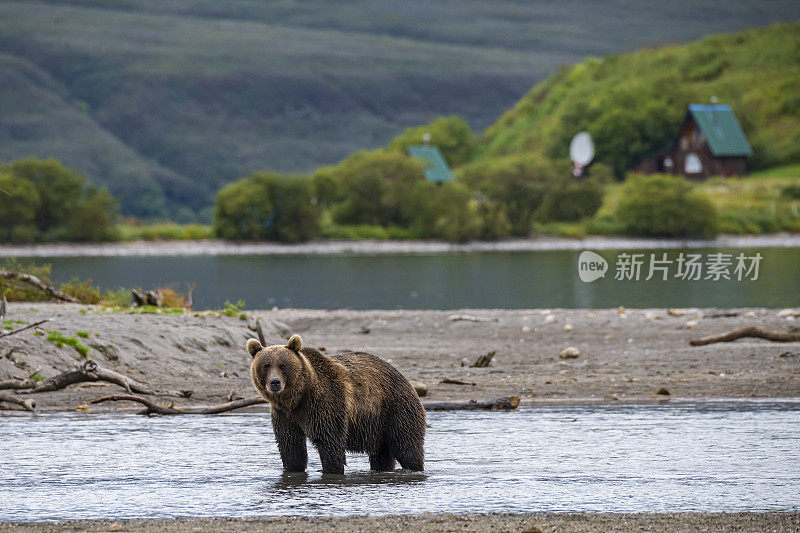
[687,104,753,157]
[407,145,454,182]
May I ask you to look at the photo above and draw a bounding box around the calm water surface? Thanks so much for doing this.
[21,247,800,309]
[1,401,798,520]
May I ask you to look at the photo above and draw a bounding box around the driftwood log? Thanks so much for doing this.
[92,394,266,415]
[424,396,520,411]
[690,326,800,346]
[0,379,35,390]
[131,289,164,307]
[90,394,522,415]
[0,392,36,412]
[0,319,52,339]
[1,360,192,398]
[0,271,79,303]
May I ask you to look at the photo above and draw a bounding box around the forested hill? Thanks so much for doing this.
[1,1,799,218]
[475,22,800,176]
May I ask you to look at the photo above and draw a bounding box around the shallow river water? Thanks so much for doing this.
[1,401,798,521]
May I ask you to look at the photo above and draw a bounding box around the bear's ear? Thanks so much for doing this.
[286,334,302,352]
[246,338,264,358]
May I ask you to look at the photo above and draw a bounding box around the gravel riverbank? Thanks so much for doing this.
[1,303,798,413]
[4,512,799,532]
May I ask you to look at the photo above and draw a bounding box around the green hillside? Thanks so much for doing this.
[1,1,798,218]
[476,22,800,175]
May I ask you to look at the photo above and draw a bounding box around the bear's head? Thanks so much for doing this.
[247,334,305,400]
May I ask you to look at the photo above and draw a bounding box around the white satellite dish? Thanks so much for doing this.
[570,132,595,166]
[569,132,595,177]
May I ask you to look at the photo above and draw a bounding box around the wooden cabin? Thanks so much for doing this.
[635,104,753,179]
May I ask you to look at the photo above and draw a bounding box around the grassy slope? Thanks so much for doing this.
[1,1,798,217]
[477,22,800,173]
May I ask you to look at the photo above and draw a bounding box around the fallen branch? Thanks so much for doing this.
[14,360,192,398]
[0,379,35,390]
[0,319,52,339]
[0,392,37,412]
[424,396,520,411]
[91,394,266,415]
[690,326,800,346]
[0,272,79,303]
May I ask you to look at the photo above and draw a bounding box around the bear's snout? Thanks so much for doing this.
[269,378,282,392]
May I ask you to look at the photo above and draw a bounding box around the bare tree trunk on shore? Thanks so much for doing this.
[690,326,800,346]
[0,272,79,303]
[420,396,521,411]
[91,394,266,415]
[0,360,192,398]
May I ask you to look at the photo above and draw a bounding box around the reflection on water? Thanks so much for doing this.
[272,471,428,489]
[1,401,799,520]
[23,247,800,309]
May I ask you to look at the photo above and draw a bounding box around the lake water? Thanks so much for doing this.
[18,247,800,309]
[1,401,798,521]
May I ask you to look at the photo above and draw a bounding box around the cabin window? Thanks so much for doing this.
[663,158,673,169]
[685,153,703,174]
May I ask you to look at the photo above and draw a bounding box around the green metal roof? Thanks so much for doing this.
[687,104,753,157]
[407,145,454,183]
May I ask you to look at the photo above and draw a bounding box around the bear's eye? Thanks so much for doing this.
[279,364,286,371]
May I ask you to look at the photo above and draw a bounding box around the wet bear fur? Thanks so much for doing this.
[247,334,426,475]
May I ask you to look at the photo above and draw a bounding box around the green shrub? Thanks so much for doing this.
[322,150,426,227]
[222,300,246,317]
[614,174,719,237]
[59,277,101,304]
[99,287,132,307]
[413,181,483,242]
[538,180,604,222]
[215,172,321,242]
[0,172,40,243]
[458,155,572,236]
[0,158,118,242]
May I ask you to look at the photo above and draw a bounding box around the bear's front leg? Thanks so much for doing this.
[271,408,308,472]
[307,411,347,475]
[315,437,346,475]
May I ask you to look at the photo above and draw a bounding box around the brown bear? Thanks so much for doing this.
[247,334,426,475]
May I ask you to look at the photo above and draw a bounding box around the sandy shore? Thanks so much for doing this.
[1,303,799,413]
[4,512,799,532]
[2,233,800,257]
